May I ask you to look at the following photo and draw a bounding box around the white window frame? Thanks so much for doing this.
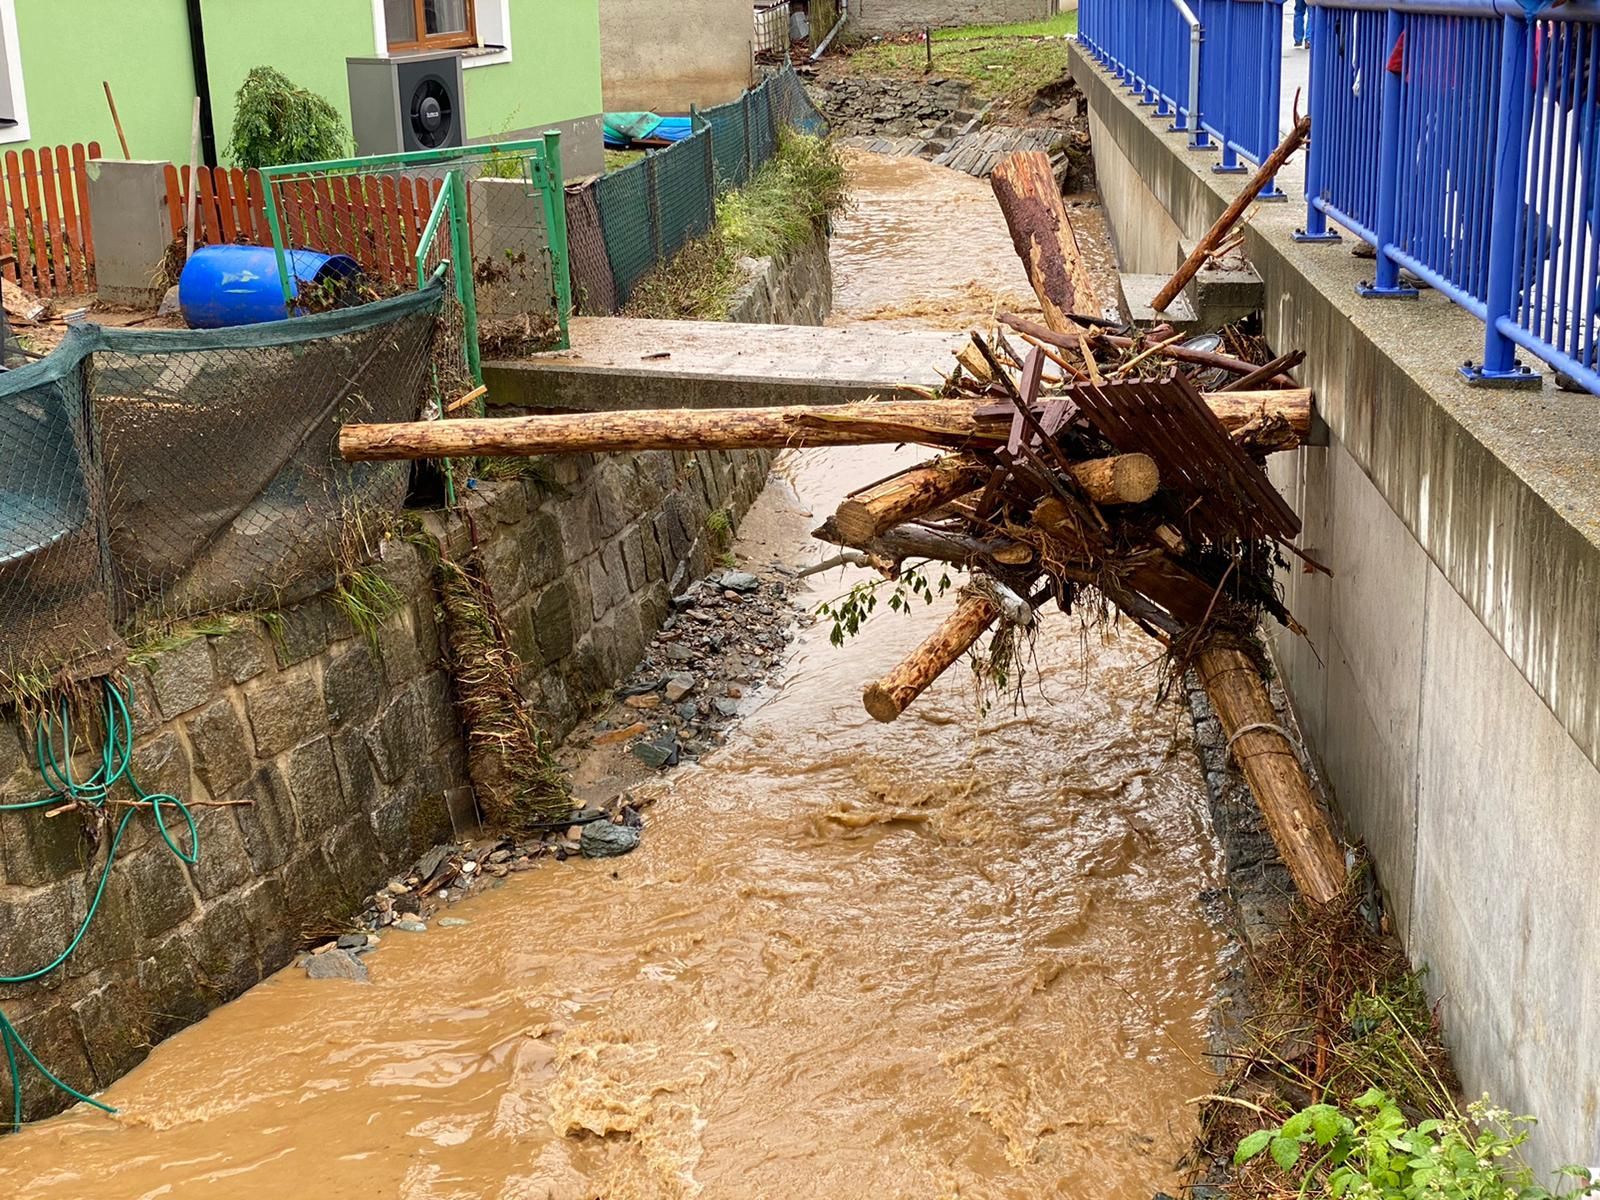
[0,0,31,146]
[370,0,513,70]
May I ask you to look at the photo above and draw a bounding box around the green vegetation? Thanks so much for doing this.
[1236,1090,1598,1200]
[931,12,1078,40]
[624,130,849,320]
[126,615,241,668]
[331,567,404,650]
[605,148,646,172]
[842,16,1076,105]
[817,566,953,647]
[227,66,350,169]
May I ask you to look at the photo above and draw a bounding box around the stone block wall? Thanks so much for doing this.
[0,224,829,1126]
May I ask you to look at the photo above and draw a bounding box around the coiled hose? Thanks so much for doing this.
[0,678,198,1131]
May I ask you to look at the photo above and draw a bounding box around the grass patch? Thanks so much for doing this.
[605,148,645,172]
[624,130,849,321]
[126,615,241,668]
[843,24,1073,104]
[331,567,404,649]
[932,12,1078,39]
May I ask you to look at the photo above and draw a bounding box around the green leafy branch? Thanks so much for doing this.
[815,564,952,647]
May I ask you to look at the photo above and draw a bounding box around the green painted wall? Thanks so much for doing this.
[12,0,197,165]
[8,0,601,167]
[198,0,377,164]
[465,0,603,139]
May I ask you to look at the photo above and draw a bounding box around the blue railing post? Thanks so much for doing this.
[1295,2,1342,241]
[1256,0,1288,199]
[1462,12,1539,386]
[1357,8,1419,297]
[1214,0,1246,171]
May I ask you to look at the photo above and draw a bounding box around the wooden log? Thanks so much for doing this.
[862,592,999,722]
[1069,453,1158,504]
[815,517,1035,569]
[990,150,1103,332]
[835,455,990,545]
[1196,640,1346,904]
[341,394,1309,461]
[1151,116,1312,313]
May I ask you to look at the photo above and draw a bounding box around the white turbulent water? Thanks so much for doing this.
[0,152,1225,1200]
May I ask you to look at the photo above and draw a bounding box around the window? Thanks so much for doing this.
[385,0,477,53]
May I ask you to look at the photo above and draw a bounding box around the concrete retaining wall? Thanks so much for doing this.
[1072,40,1600,1171]
[849,0,1058,33]
[600,0,751,112]
[0,229,831,1125]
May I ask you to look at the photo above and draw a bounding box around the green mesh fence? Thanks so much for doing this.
[592,64,828,307]
[0,288,445,684]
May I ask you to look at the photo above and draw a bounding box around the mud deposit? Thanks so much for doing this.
[0,154,1226,1200]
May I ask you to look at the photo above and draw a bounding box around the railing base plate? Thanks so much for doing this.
[1212,162,1248,175]
[1460,361,1542,389]
[1355,279,1419,300]
[1293,228,1343,244]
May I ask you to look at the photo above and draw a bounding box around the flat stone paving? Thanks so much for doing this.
[485,317,965,412]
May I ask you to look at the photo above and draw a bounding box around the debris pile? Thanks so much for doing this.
[338,148,1348,906]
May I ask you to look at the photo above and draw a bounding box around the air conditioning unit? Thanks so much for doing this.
[347,51,465,156]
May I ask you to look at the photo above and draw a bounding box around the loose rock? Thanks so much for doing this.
[581,821,642,858]
[305,949,370,982]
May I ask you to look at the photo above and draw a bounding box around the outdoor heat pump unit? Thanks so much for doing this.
[347,51,466,156]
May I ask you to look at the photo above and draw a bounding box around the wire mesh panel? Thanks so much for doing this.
[0,288,445,685]
[565,183,619,316]
[1304,8,1389,242]
[260,134,572,353]
[702,94,754,189]
[768,64,829,136]
[655,134,716,262]
[595,157,658,306]
[754,1,792,56]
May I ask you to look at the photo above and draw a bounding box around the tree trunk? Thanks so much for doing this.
[990,150,1104,332]
[862,592,998,722]
[834,456,991,544]
[1196,640,1346,904]
[1068,453,1159,504]
[341,395,1310,462]
[814,517,1035,569]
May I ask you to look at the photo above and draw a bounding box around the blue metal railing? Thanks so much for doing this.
[1079,0,1286,174]
[1302,0,1600,391]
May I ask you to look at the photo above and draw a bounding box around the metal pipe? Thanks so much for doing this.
[1169,0,1204,146]
[811,0,848,60]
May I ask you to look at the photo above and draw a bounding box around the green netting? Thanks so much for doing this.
[0,287,444,683]
[594,64,830,307]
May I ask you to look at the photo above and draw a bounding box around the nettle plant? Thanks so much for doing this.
[1236,1089,1599,1200]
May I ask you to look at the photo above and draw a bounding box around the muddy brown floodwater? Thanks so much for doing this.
[0,154,1223,1199]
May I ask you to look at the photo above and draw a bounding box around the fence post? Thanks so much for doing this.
[646,153,663,265]
[540,130,573,351]
[1294,2,1342,242]
[1213,0,1245,171]
[1462,12,1539,386]
[447,169,482,386]
[1254,0,1287,198]
[1357,8,1419,297]
[742,92,754,185]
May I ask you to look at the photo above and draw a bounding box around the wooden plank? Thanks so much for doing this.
[4,152,30,290]
[0,163,15,285]
[226,167,252,242]
[75,144,99,272]
[380,174,407,282]
[323,173,352,258]
[37,147,71,293]
[310,174,339,256]
[21,149,53,294]
[53,145,84,290]
[244,169,268,245]
[210,166,238,243]
[197,163,223,246]
[396,175,421,268]
[348,174,376,275]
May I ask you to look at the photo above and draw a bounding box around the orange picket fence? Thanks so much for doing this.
[1,143,99,297]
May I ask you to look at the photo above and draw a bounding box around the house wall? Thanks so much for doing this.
[7,0,603,175]
[599,0,750,113]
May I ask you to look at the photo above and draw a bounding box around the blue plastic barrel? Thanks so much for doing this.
[178,245,364,329]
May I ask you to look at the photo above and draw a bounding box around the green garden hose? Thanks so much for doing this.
[0,678,199,1132]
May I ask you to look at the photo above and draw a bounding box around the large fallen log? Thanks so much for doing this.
[990,150,1103,332]
[1196,640,1346,903]
[815,517,1035,568]
[862,592,999,723]
[340,393,1312,461]
[835,452,1157,544]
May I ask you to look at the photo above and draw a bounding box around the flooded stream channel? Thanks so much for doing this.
[0,153,1227,1200]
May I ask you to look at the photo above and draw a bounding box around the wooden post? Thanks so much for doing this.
[990,151,1104,332]
[103,82,131,159]
[862,592,999,723]
[834,455,990,544]
[1196,639,1346,904]
[184,97,202,260]
[1151,116,1312,313]
[340,394,1310,462]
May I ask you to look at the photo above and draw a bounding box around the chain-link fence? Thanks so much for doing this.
[579,64,829,309]
[0,287,444,685]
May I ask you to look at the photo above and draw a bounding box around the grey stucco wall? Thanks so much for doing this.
[849,0,1058,33]
[600,0,751,113]
[1072,39,1600,1173]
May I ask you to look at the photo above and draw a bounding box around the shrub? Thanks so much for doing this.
[227,66,350,169]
